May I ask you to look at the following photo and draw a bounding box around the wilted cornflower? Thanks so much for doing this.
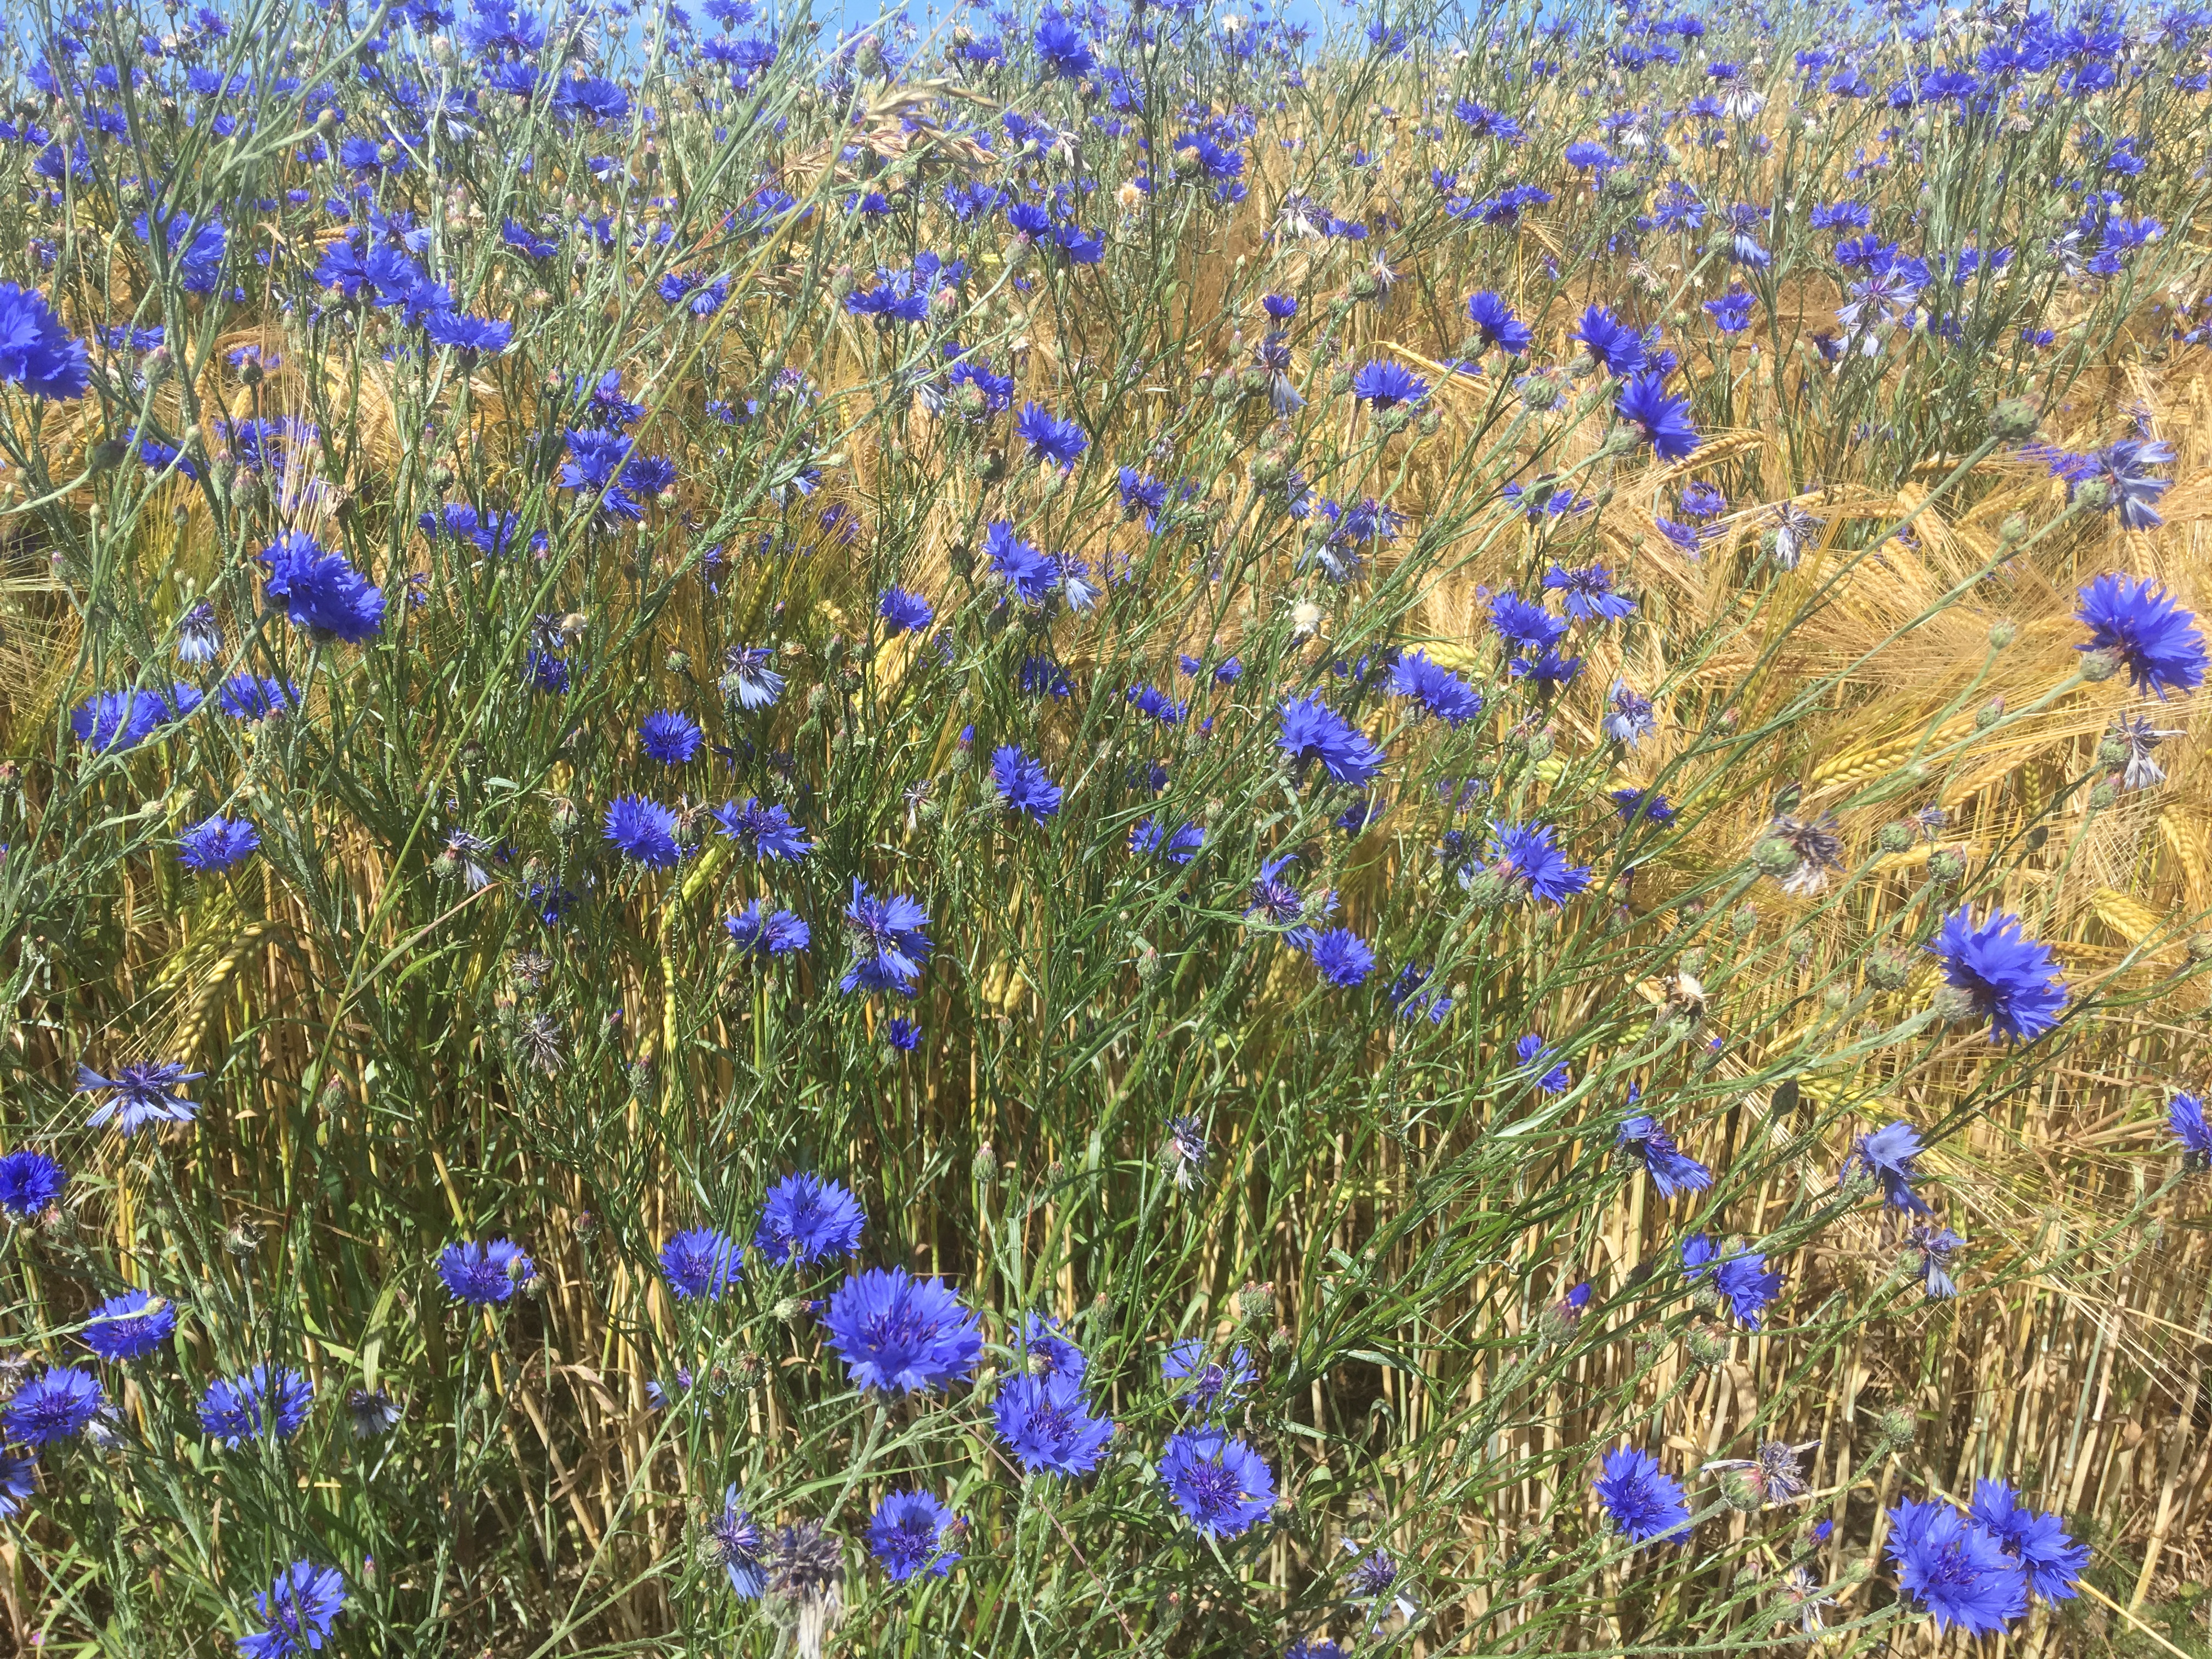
[174,600,223,664]
[720,644,787,709]
[1122,1104,1203,1199]
[1602,681,1657,746]
[1162,1338,1252,1416]
[1767,503,1823,569]
[1343,1542,1419,1626]
[1774,1564,1837,1635]
[76,1061,205,1135]
[1908,1224,1966,1298]
[346,1387,403,1439]
[1705,1439,1818,1509]
[766,1521,845,1659]
[2106,714,2180,790]
[1842,1120,1933,1214]
[1617,1100,1713,1200]
[1246,855,1313,926]
[1757,812,1846,895]
[705,1487,768,1598]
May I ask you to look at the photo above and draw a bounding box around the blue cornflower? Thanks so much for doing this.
[1611,788,1677,826]
[1594,1447,1692,1544]
[879,587,934,635]
[1480,821,1591,905]
[1351,359,1429,409]
[0,1149,66,1217]
[985,521,1059,605]
[260,531,385,642]
[1515,1033,1571,1092]
[1277,696,1387,787]
[707,1487,768,1598]
[725,902,811,959]
[2074,573,2206,696]
[422,311,512,360]
[1932,908,2067,1043]
[0,1449,33,1518]
[1034,11,1095,76]
[1967,1480,2088,1602]
[660,1228,740,1300]
[1286,1643,1346,1659]
[437,1239,535,1304]
[83,1289,177,1362]
[840,881,932,996]
[218,674,297,721]
[1843,1120,1933,1214]
[994,1372,1116,1475]
[1683,1235,1785,1329]
[76,1060,204,1135]
[1886,1498,2028,1634]
[1301,927,1376,988]
[870,1489,961,1581]
[1543,564,1636,623]
[199,1364,313,1446]
[1465,291,1533,354]
[603,795,682,868]
[1163,1340,1254,1416]
[1262,294,1299,321]
[1386,964,1452,1023]
[1245,855,1313,925]
[990,745,1064,821]
[1617,1106,1713,1200]
[719,645,786,709]
[822,1267,983,1393]
[1572,306,1647,376]
[1616,373,1700,462]
[1015,401,1087,469]
[1013,1313,1088,1384]
[2172,1093,2212,1169]
[0,281,90,399]
[178,814,260,872]
[2075,441,2176,531]
[71,685,199,751]
[1160,1430,1275,1539]
[1703,289,1756,333]
[1130,816,1205,864]
[712,797,813,862]
[639,710,703,765]
[885,1017,922,1051]
[1489,592,1569,654]
[237,1561,346,1659]
[755,1172,866,1266]
[1388,651,1483,723]
[2,1367,105,1444]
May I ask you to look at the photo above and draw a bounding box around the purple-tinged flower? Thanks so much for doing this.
[707,1487,768,1598]
[661,1228,740,1300]
[755,1172,865,1266]
[2074,442,2176,531]
[1489,592,1568,654]
[437,1239,535,1305]
[76,1061,204,1134]
[1910,1224,1966,1299]
[1594,1447,1691,1544]
[1932,908,2066,1043]
[719,644,786,709]
[1544,564,1637,624]
[1160,1430,1274,1539]
[1611,788,1676,826]
[822,1267,982,1393]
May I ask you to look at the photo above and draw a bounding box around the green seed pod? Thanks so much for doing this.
[1754,837,1800,875]
[1876,821,1914,854]
[1988,619,2019,648]
[1987,398,2039,442]
[1867,950,1911,990]
[1927,849,1966,884]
